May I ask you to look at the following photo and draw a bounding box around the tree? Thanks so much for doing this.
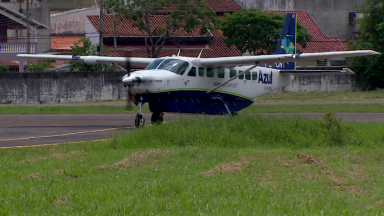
[0,65,9,73]
[25,60,54,72]
[105,0,217,58]
[69,37,115,72]
[347,0,384,89]
[219,9,312,55]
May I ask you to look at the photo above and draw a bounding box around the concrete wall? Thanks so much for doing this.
[0,72,127,104]
[0,72,354,104]
[241,0,364,40]
[275,74,355,93]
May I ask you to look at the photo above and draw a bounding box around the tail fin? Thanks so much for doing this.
[273,13,297,70]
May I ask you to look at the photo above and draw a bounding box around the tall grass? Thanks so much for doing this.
[2,115,384,215]
[112,114,384,149]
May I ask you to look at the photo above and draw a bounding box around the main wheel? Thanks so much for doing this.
[151,112,164,124]
[135,114,145,128]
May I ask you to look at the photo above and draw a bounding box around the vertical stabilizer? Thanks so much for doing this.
[273,13,297,70]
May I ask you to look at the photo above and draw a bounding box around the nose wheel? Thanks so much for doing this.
[134,102,145,128]
[151,112,164,124]
[135,113,145,127]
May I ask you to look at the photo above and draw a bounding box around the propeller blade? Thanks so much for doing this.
[125,58,135,111]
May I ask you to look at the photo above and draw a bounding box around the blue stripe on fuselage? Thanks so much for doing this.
[134,90,254,115]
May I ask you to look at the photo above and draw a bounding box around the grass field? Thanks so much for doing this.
[1,114,384,215]
[1,102,384,115]
[2,90,384,114]
[257,89,384,102]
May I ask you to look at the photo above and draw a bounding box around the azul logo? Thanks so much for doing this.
[281,37,295,54]
[258,71,273,84]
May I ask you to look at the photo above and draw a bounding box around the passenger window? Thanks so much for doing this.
[238,70,244,79]
[252,71,257,80]
[207,68,214,77]
[230,69,237,78]
[199,67,204,76]
[188,67,197,76]
[245,71,251,80]
[218,68,225,78]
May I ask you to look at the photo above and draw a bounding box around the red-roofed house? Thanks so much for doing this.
[51,36,84,52]
[83,0,243,62]
[83,2,347,68]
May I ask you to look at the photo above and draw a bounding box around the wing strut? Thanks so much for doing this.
[206,64,257,94]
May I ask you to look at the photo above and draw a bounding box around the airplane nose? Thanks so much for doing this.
[122,76,141,87]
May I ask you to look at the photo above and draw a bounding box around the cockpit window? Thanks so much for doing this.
[146,59,165,70]
[157,59,190,75]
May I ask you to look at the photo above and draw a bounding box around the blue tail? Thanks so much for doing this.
[272,13,297,70]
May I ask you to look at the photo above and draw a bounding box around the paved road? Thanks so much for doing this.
[0,113,182,148]
[1,111,384,148]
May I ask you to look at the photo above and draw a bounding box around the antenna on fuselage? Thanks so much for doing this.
[177,49,181,57]
[197,49,203,58]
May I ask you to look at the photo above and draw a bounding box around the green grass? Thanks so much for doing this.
[257,89,384,102]
[0,105,150,115]
[1,103,384,115]
[1,115,384,215]
[241,103,384,113]
[2,90,384,114]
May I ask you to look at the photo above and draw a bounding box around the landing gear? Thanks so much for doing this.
[151,112,164,124]
[135,102,145,128]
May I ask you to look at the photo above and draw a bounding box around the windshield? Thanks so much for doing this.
[145,58,190,75]
[146,59,165,70]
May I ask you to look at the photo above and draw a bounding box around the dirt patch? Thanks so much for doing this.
[202,159,251,176]
[281,160,300,168]
[20,151,84,164]
[93,149,170,170]
[52,200,70,205]
[297,153,328,169]
[51,169,64,175]
[23,173,42,179]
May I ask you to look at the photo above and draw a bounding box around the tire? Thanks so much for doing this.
[135,114,145,128]
[151,112,164,124]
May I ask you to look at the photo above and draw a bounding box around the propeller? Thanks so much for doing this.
[125,59,135,111]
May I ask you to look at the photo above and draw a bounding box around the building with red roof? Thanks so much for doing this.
[84,6,347,67]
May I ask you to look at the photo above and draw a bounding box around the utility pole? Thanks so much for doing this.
[99,0,104,71]
[26,0,30,67]
[114,21,117,57]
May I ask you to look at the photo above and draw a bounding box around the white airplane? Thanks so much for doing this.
[18,13,380,127]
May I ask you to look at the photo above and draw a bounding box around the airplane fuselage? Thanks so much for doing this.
[124,57,294,115]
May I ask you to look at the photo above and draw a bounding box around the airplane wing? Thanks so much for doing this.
[196,50,380,67]
[17,54,154,68]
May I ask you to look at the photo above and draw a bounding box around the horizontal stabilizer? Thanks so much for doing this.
[280,68,354,76]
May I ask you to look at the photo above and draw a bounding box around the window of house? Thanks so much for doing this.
[188,67,197,76]
[207,68,214,77]
[238,70,244,79]
[217,68,225,78]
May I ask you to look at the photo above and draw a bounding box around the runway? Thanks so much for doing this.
[1,112,384,148]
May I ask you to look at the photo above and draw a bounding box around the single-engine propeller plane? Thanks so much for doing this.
[18,13,380,127]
